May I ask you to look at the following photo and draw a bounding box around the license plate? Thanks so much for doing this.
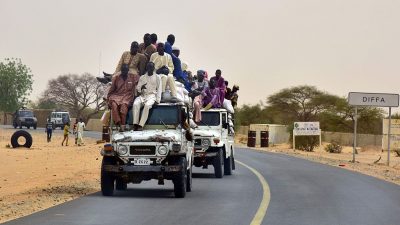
[133,158,151,165]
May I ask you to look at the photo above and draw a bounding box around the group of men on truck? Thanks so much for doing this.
[102,33,239,131]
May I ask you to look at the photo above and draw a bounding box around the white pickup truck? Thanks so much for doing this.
[193,108,235,178]
[100,103,193,198]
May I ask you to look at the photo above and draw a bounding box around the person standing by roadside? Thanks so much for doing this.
[77,118,85,146]
[61,122,71,146]
[73,119,78,145]
[45,118,53,142]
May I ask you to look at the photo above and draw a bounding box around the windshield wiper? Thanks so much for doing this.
[158,117,169,129]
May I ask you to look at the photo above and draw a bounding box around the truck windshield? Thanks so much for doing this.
[146,105,179,126]
[197,112,220,126]
[19,111,34,117]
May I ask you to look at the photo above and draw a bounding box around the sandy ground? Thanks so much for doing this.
[235,134,400,186]
[0,128,102,223]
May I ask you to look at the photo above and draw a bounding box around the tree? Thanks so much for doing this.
[0,58,33,111]
[0,58,33,124]
[42,73,105,121]
[267,85,340,123]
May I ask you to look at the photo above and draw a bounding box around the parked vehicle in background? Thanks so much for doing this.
[13,108,37,129]
[193,108,235,178]
[50,111,70,129]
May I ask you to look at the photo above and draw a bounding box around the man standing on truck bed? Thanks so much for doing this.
[115,41,147,76]
[133,62,162,131]
[108,64,138,131]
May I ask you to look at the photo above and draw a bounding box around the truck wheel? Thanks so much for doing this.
[33,125,37,130]
[116,178,127,191]
[213,148,223,178]
[27,126,30,129]
[19,124,22,129]
[11,130,33,148]
[13,123,17,129]
[186,166,192,192]
[224,150,233,175]
[101,157,115,196]
[173,157,187,198]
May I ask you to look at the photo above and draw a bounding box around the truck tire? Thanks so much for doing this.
[33,125,37,130]
[101,157,115,196]
[13,122,17,129]
[27,126,30,129]
[116,178,127,191]
[11,130,33,148]
[186,166,192,192]
[173,157,187,198]
[224,150,233,175]
[213,148,223,178]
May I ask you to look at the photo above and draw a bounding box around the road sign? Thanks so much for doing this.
[293,122,321,136]
[348,92,399,107]
[348,92,399,165]
[293,122,322,151]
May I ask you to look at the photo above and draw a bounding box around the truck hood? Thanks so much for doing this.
[193,129,220,138]
[112,130,181,142]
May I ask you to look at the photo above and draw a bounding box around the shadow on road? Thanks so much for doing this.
[192,173,216,179]
[88,188,176,199]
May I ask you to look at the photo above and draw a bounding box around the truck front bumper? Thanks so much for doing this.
[103,164,182,173]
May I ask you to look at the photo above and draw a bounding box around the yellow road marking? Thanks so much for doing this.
[236,160,271,225]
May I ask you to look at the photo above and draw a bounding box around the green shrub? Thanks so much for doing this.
[293,136,319,152]
[325,142,342,153]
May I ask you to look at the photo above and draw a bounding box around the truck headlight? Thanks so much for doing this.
[117,145,128,155]
[158,145,168,155]
[202,139,210,147]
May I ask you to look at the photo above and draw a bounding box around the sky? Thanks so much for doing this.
[1,0,400,108]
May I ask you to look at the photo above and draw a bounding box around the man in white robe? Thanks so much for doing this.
[150,43,178,100]
[133,62,162,130]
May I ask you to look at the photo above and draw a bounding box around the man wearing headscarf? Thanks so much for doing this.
[115,41,147,75]
[209,69,226,106]
[164,34,175,55]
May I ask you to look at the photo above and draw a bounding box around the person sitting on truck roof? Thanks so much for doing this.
[133,62,162,131]
[191,72,209,122]
[209,69,226,105]
[164,34,175,55]
[115,41,147,76]
[225,80,232,100]
[150,33,158,47]
[203,79,221,110]
[139,33,157,60]
[171,47,190,90]
[108,64,139,131]
[150,43,179,101]
[230,85,239,108]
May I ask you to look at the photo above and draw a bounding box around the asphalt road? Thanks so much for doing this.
[2,145,400,225]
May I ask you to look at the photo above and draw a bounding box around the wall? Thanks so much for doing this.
[322,131,382,147]
[249,124,290,145]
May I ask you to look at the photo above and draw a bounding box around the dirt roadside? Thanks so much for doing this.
[235,134,400,186]
[0,128,102,223]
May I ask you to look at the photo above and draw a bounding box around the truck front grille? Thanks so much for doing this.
[194,139,202,146]
[129,146,156,155]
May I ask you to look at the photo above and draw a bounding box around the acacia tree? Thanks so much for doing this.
[267,85,340,123]
[43,73,105,121]
[0,58,33,124]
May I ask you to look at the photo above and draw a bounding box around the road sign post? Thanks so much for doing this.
[348,92,399,165]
